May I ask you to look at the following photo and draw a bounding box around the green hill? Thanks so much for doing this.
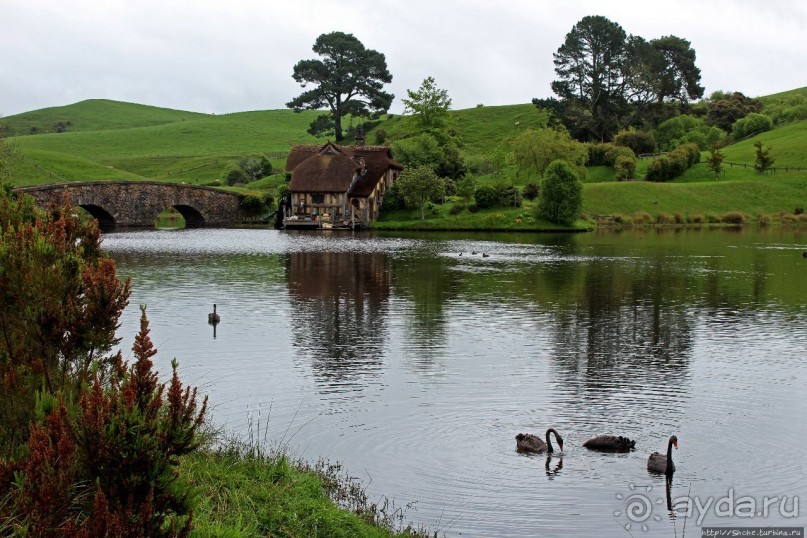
[2,102,329,186]
[3,96,807,224]
[1,99,206,136]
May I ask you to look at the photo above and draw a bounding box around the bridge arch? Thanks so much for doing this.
[14,181,252,229]
[78,204,116,228]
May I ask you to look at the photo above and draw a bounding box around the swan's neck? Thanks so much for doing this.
[545,429,555,453]
[666,439,675,473]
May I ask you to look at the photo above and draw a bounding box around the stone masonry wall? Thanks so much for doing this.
[15,181,250,227]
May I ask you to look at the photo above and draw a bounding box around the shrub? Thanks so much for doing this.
[732,113,774,140]
[449,204,465,215]
[226,167,248,186]
[645,143,700,182]
[537,160,582,225]
[468,203,480,213]
[656,212,674,224]
[443,178,457,197]
[705,212,721,223]
[522,182,539,201]
[688,213,705,224]
[614,155,636,180]
[758,213,771,226]
[239,155,273,181]
[0,307,206,536]
[237,193,263,214]
[374,128,387,145]
[632,211,653,225]
[0,194,131,455]
[721,211,747,225]
[613,213,633,226]
[381,183,406,210]
[587,143,618,166]
[474,184,498,209]
[614,129,656,155]
[674,212,685,224]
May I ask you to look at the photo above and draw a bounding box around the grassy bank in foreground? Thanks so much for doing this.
[183,442,430,538]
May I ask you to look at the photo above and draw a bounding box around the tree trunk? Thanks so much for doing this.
[334,113,343,142]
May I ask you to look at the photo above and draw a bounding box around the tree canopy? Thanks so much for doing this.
[402,76,453,132]
[540,15,704,141]
[286,31,393,141]
[396,165,445,220]
[537,160,583,225]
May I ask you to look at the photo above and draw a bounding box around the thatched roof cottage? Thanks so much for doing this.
[283,140,403,229]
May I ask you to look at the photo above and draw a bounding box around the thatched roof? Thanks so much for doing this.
[286,142,403,196]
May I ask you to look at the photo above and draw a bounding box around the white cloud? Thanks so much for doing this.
[1,0,805,116]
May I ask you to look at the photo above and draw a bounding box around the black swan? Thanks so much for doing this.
[516,428,564,454]
[208,304,221,324]
[583,434,636,452]
[647,435,678,474]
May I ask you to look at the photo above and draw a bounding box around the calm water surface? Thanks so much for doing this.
[104,227,807,537]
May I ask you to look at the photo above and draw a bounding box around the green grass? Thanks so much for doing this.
[183,442,430,538]
[1,99,205,135]
[4,97,807,227]
[374,199,585,231]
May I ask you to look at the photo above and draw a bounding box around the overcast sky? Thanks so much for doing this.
[2,0,806,117]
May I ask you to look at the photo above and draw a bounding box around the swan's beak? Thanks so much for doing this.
[559,441,564,452]
[673,440,678,449]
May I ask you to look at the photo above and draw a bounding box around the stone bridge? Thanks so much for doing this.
[14,181,252,228]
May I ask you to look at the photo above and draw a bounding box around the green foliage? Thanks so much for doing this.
[522,182,539,200]
[474,184,498,209]
[614,154,636,180]
[0,193,131,455]
[0,126,17,183]
[226,167,248,185]
[537,160,583,225]
[753,141,775,173]
[237,193,264,214]
[655,114,726,151]
[761,90,807,124]
[391,133,443,170]
[0,192,206,535]
[402,76,452,133]
[645,143,700,182]
[732,113,774,140]
[381,183,406,210]
[455,174,476,202]
[706,91,764,132]
[548,16,702,140]
[613,129,656,155]
[239,155,273,181]
[706,146,725,178]
[374,127,388,145]
[510,126,587,178]
[395,165,445,220]
[286,31,393,141]
[0,307,206,536]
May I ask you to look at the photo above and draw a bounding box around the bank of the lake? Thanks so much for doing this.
[372,169,807,232]
[185,442,429,537]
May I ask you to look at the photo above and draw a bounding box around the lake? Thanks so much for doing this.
[103,227,807,537]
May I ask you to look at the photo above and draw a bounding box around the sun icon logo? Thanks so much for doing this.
[613,482,665,532]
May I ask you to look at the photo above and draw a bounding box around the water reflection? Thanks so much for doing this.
[545,455,563,479]
[286,251,391,390]
[101,228,807,538]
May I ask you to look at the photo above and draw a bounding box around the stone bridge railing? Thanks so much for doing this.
[14,180,252,228]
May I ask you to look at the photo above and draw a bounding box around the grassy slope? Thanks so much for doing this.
[1,99,205,135]
[3,103,326,185]
[4,98,807,222]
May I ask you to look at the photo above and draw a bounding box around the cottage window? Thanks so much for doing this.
[311,194,325,204]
